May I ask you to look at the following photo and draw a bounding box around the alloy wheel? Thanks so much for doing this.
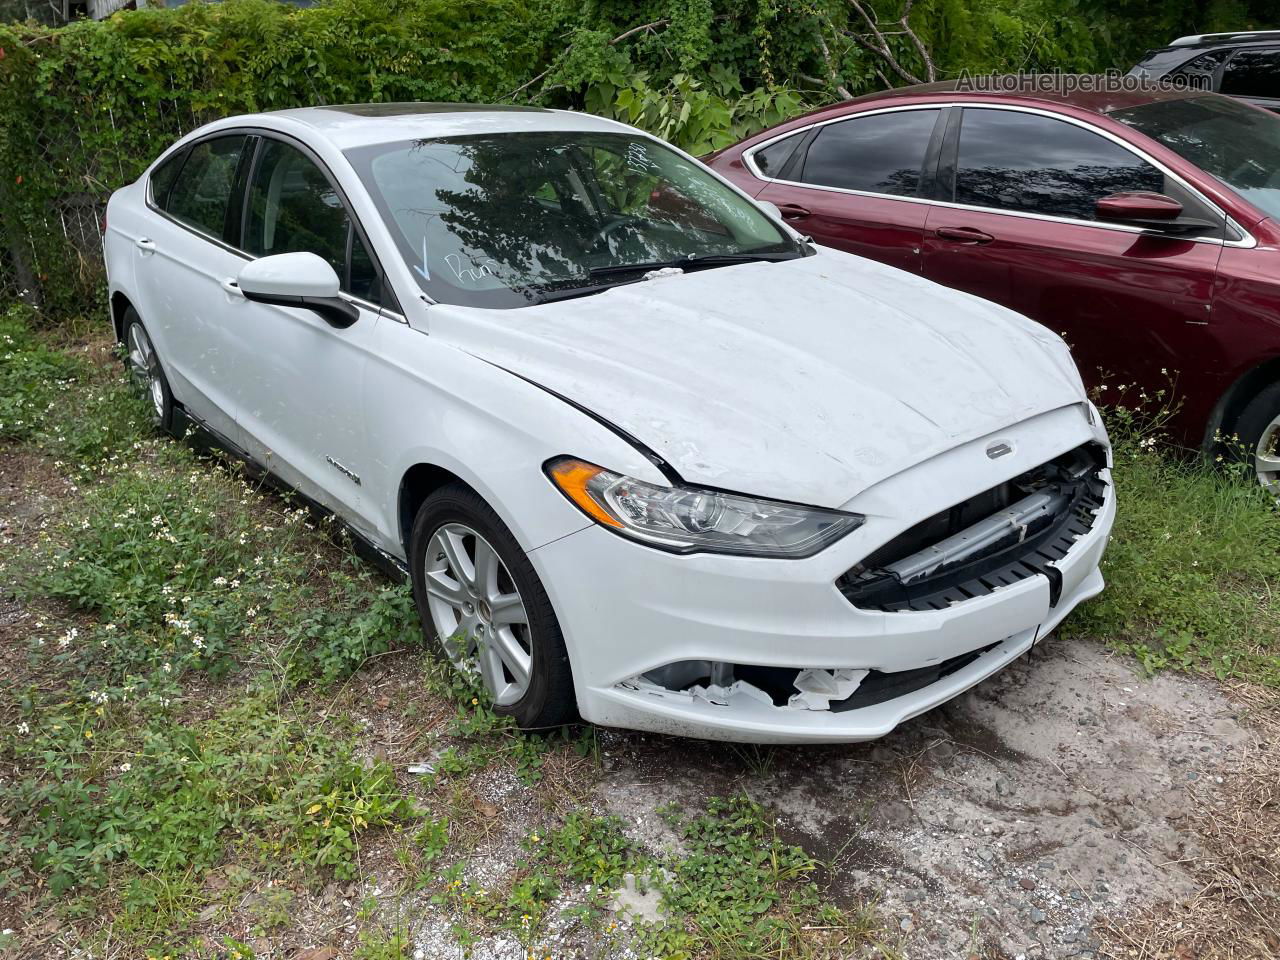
[1256,413,1280,499]
[126,323,166,423]
[423,522,533,706]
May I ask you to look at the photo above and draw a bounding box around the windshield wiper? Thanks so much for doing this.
[587,251,801,278]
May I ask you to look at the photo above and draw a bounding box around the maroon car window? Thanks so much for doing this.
[954,109,1163,221]
[799,110,940,196]
[753,133,803,177]
[1221,49,1280,100]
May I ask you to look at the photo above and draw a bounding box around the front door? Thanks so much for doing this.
[223,136,391,532]
[755,107,945,273]
[923,107,1223,398]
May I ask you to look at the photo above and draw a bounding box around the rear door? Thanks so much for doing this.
[922,106,1225,393]
[754,107,946,273]
[131,133,254,444]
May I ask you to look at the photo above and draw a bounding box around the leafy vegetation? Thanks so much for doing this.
[1,0,1275,321]
[1063,396,1280,686]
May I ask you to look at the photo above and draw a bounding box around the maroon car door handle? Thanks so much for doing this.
[777,203,811,220]
[935,226,994,245]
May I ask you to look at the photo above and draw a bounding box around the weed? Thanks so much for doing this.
[1066,391,1280,687]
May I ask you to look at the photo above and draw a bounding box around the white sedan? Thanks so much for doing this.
[103,103,1115,743]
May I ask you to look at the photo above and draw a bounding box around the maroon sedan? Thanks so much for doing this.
[706,81,1280,495]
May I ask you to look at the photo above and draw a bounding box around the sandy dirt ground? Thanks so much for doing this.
[393,632,1275,960]
[591,635,1269,959]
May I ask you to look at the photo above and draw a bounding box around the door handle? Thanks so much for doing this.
[134,237,157,253]
[777,203,811,221]
[934,226,994,245]
[220,278,244,297]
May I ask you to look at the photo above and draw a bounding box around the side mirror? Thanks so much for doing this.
[237,252,358,328]
[756,199,783,221]
[1095,192,1219,237]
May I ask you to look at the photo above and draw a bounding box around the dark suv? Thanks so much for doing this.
[1131,31,1280,112]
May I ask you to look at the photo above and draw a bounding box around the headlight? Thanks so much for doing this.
[546,457,863,558]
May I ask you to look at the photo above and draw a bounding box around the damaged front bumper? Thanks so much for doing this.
[530,405,1114,743]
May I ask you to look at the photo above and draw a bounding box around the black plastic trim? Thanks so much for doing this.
[239,288,359,328]
[829,642,1000,711]
[837,443,1108,612]
[936,106,963,202]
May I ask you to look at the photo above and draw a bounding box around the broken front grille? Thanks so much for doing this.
[837,443,1107,613]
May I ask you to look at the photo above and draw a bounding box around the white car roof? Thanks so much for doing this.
[250,103,635,150]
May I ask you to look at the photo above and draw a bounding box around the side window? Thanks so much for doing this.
[954,109,1164,221]
[798,110,940,196]
[165,136,248,239]
[1169,49,1230,90]
[752,133,803,178]
[245,139,351,284]
[1221,48,1280,100]
[149,149,187,209]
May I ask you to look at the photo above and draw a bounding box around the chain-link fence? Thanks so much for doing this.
[0,93,215,320]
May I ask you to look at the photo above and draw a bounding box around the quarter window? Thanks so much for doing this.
[954,109,1163,221]
[752,133,803,178]
[244,139,380,303]
[798,110,940,196]
[149,149,187,209]
[1221,48,1280,100]
[165,136,248,239]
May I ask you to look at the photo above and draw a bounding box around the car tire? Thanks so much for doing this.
[1235,382,1280,499]
[409,482,577,730]
[122,308,175,434]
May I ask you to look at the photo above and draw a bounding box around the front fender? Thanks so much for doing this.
[363,322,667,559]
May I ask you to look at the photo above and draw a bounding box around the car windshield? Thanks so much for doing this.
[1110,94,1280,221]
[345,131,803,308]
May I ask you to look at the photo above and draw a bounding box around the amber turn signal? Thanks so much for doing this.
[545,458,623,528]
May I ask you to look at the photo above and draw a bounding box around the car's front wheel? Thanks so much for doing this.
[122,308,175,433]
[1237,382,1280,499]
[409,483,577,729]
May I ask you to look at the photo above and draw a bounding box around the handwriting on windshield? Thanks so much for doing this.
[626,142,660,175]
[446,254,500,284]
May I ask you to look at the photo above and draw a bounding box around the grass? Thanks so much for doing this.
[0,299,1277,958]
[1062,401,1280,687]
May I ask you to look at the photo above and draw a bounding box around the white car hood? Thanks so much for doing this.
[427,249,1086,508]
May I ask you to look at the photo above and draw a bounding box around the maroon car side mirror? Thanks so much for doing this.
[1095,192,1219,236]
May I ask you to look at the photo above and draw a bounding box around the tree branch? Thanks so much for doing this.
[839,0,935,86]
[508,19,671,100]
[816,31,854,100]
